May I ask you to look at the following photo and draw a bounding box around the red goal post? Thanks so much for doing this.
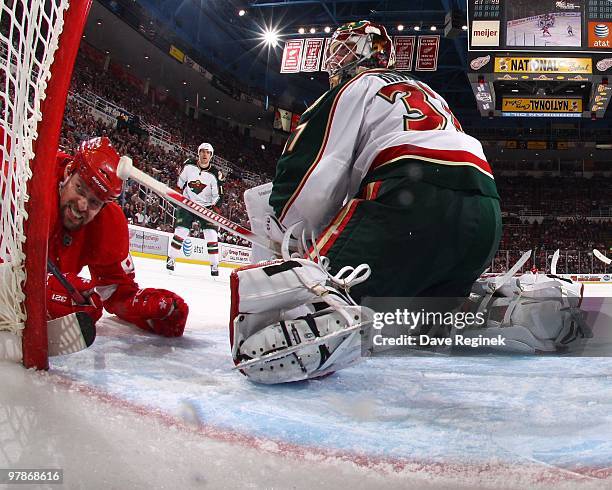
[0,0,92,369]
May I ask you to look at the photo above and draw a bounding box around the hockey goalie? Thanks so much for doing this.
[229,21,590,384]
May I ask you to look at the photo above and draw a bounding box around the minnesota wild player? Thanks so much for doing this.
[229,21,504,383]
[166,142,221,276]
[263,20,501,300]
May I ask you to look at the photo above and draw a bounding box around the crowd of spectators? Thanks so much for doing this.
[495,176,612,217]
[492,218,610,273]
[53,46,612,273]
[498,218,608,251]
[70,51,283,177]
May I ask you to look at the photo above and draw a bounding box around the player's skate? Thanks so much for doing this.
[166,256,175,272]
[210,265,219,277]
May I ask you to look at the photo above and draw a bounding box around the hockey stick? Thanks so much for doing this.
[593,249,611,265]
[47,258,88,305]
[45,260,97,354]
[117,157,274,249]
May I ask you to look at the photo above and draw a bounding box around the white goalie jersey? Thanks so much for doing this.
[177,164,220,207]
[269,69,498,237]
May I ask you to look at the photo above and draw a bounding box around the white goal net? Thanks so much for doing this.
[1,0,88,368]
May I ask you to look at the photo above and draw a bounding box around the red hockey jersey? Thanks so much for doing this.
[48,153,139,308]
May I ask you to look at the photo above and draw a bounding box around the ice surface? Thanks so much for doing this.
[506,17,582,48]
[1,257,611,489]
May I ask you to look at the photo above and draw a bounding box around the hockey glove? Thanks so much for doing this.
[121,288,189,337]
[46,273,103,324]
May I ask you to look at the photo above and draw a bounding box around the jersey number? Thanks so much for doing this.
[376,82,462,132]
[282,122,307,155]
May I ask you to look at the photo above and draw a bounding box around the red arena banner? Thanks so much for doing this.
[394,36,416,71]
[415,35,440,71]
[280,39,304,73]
[300,38,324,72]
[320,38,332,72]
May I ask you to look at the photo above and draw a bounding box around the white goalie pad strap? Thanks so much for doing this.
[235,307,366,384]
[233,259,331,314]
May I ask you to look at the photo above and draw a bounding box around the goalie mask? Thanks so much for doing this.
[323,20,395,88]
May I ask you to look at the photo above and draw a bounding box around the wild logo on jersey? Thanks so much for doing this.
[188,180,208,194]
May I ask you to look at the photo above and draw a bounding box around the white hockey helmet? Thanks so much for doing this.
[198,142,214,156]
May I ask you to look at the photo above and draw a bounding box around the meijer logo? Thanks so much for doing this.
[471,21,500,47]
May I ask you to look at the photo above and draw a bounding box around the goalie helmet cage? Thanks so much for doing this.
[0,0,92,369]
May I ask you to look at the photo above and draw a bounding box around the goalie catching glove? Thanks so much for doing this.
[229,256,373,384]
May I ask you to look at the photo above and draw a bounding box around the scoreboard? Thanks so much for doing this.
[468,0,612,53]
[472,0,502,20]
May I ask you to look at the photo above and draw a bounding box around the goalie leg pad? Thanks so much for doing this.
[231,258,331,314]
[229,258,372,383]
[461,273,590,353]
[235,307,366,384]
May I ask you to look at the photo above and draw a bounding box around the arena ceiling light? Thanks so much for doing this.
[414,26,420,31]
[262,28,279,47]
[309,27,316,34]
[430,26,437,31]
[324,26,331,33]
[298,27,305,34]
[238,9,246,16]
[397,24,404,31]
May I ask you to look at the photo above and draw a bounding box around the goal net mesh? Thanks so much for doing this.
[0,0,69,333]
